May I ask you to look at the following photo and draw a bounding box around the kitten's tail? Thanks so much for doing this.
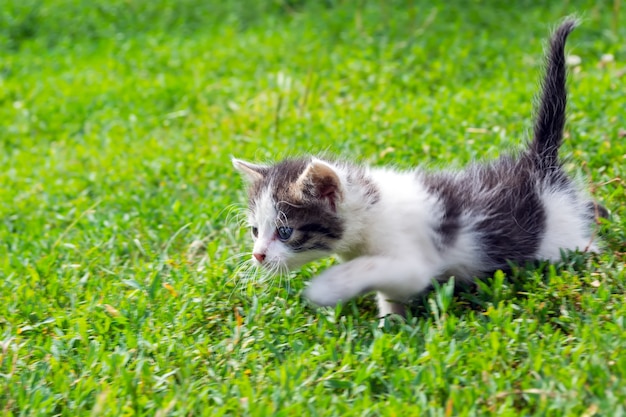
[529,18,578,171]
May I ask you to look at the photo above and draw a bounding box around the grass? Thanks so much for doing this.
[1,0,625,415]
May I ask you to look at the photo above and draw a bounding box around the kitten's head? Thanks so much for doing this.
[233,157,346,272]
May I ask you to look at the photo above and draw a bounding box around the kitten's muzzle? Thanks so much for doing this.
[253,253,266,263]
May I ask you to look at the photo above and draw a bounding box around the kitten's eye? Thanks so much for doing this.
[276,226,293,241]
[251,226,259,238]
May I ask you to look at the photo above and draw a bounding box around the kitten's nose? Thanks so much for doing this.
[253,253,266,263]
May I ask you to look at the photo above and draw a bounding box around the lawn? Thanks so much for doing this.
[1,0,625,415]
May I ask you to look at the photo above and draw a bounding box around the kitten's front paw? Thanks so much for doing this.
[303,266,363,307]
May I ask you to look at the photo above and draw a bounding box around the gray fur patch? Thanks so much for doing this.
[423,154,550,269]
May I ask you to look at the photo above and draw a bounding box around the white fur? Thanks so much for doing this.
[536,186,597,260]
[250,188,282,267]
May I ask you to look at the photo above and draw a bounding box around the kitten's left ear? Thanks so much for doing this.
[297,159,343,211]
[232,158,268,182]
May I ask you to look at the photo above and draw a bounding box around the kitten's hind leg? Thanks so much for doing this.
[588,200,609,221]
[303,256,436,317]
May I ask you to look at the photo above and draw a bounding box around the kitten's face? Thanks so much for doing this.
[233,157,345,272]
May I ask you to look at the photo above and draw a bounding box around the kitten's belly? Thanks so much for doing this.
[439,265,486,282]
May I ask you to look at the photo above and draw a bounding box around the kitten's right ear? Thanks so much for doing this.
[232,158,268,182]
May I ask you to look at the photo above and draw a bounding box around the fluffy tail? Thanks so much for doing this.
[530,18,578,171]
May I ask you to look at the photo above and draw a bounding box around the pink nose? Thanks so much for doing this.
[253,253,266,263]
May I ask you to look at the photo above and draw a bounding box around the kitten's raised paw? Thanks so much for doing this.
[303,266,365,307]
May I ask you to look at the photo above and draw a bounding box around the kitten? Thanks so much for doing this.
[233,19,607,318]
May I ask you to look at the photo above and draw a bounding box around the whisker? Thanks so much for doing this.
[228,259,260,300]
[276,200,305,209]
[277,210,288,228]
[221,203,246,223]
[223,252,253,265]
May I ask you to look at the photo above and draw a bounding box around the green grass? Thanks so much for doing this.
[1,0,625,415]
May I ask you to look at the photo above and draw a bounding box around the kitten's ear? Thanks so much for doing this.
[232,158,268,182]
[296,159,343,210]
